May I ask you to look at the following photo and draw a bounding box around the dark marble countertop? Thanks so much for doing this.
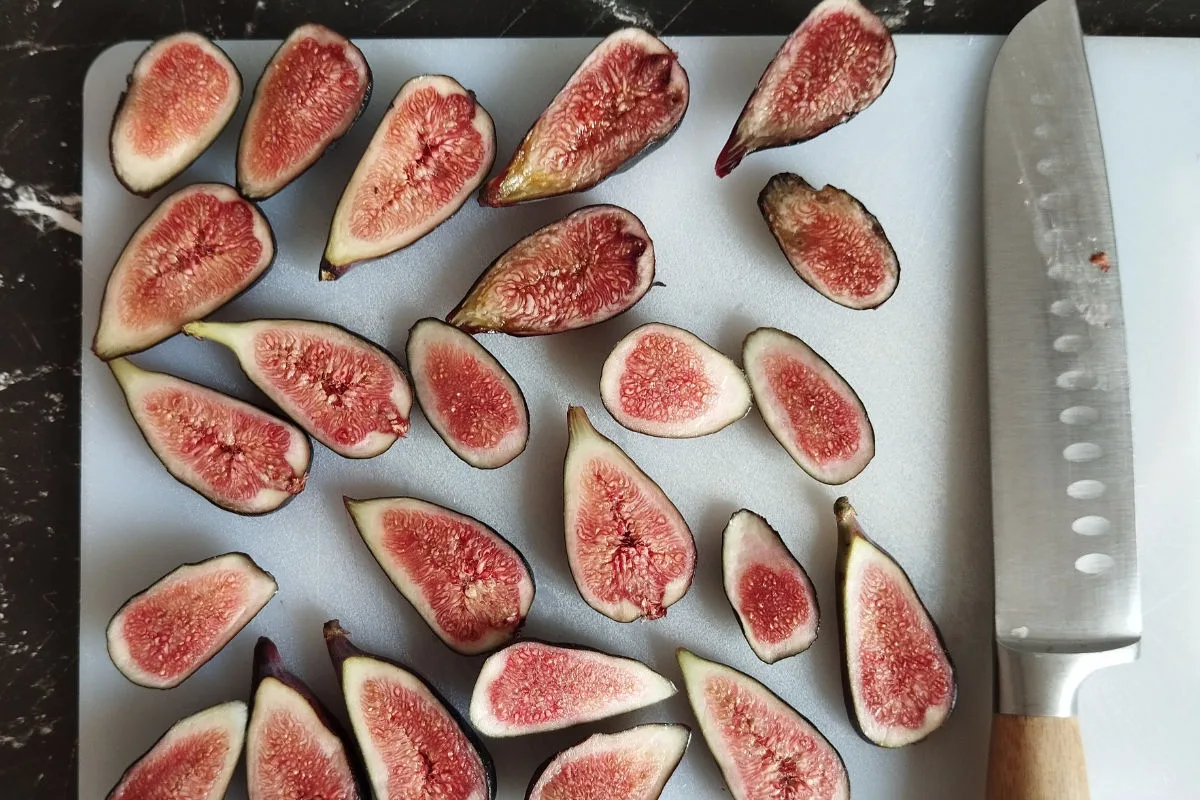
[1,0,1195,796]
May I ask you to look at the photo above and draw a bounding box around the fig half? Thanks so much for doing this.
[715,0,895,176]
[469,640,676,738]
[526,723,690,800]
[106,700,247,800]
[183,318,412,459]
[480,28,689,206]
[321,74,496,280]
[110,32,242,195]
[722,510,820,664]
[237,24,372,200]
[324,620,495,800]
[92,183,275,360]
[759,173,899,309]
[106,552,276,690]
[564,406,696,622]
[677,649,850,800]
[343,496,535,655]
[109,358,311,515]
[835,498,956,747]
[600,322,752,438]
[406,318,529,468]
[742,327,873,485]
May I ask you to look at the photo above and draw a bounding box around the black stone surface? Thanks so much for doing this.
[0,0,1195,796]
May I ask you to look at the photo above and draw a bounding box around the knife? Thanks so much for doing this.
[982,0,1141,797]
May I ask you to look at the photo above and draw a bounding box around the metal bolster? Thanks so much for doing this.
[996,640,1141,717]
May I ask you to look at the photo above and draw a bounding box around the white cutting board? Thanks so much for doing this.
[80,35,1200,799]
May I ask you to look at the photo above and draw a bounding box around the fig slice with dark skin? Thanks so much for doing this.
[92,183,275,360]
[109,358,311,515]
[406,318,529,468]
[183,318,412,459]
[247,637,365,800]
[834,498,956,747]
[448,205,655,336]
[105,700,248,800]
[480,28,689,206]
[564,406,696,622]
[525,723,690,800]
[600,322,752,438]
[759,173,899,309]
[321,74,496,280]
[469,640,677,738]
[110,32,242,196]
[323,620,496,800]
[715,0,895,177]
[722,509,820,664]
[237,23,372,200]
[742,327,873,485]
[677,649,850,800]
[343,496,535,655]
[106,552,276,690]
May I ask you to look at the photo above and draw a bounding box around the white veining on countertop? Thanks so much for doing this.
[586,0,655,29]
[877,0,913,28]
[0,169,81,236]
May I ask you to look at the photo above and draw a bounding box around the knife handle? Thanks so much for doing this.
[986,714,1089,800]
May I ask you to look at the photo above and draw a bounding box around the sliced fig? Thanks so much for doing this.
[449,205,655,336]
[406,318,529,468]
[742,327,873,485]
[106,700,247,800]
[834,498,956,747]
[183,318,412,459]
[109,358,311,515]
[600,322,752,438]
[343,496,535,655]
[759,173,899,309]
[106,552,276,690]
[677,649,850,800]
[237,24,372,200]
[722,510,819,664]
[480,28,689,206]
[321,74,496,280]
[715,0,895,177]
[92,183,275,360]
[526,723,690,800]
[110,33,242,196]
[469,640,676,738]
[323,620,495,800]
[247,637,364,800]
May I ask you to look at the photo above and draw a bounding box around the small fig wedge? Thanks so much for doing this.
[834,498,956,747]
[109,358,311,515]
[106,552,276,689]
[321,74,495,280]
[677,649,849,800]
[406,318,529,468]
[247,638,365,800]
[742,327,873,484]
[526,723,690,800]
[469,640,676,738]
[600,322,752,438]
[723,510,819,664]
[715,0,895,176]
[564,406,696,621]
[448,205,655,336]
[237,24,372,199]
[93,183,275,360]
[106,701,248,800]
[323,620,495,800]
[481,28,689,206]
[183,318,412,459]
[110,32,242,195]
[343,496,535,655]
[759,173,899,309]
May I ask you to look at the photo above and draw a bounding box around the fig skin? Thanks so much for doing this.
[524,723,691,800]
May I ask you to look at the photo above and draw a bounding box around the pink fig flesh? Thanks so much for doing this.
[526,724,690,800]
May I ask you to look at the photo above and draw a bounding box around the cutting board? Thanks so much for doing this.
[80,34,1200,799]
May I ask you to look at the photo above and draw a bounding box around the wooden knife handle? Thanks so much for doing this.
[986,714,1089,800]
